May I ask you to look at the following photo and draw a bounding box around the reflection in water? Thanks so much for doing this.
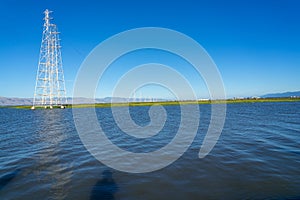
[90,170,119,200]
[0,169,21,190]
[34,110,72,199]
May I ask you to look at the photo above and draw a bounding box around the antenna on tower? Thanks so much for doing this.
[32,9,67,109]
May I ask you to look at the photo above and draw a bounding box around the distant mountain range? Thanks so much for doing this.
[0,97,127,106]
[0,97,165,106]
[0,91,299,106]
[261,91,300,98]
[0,97,33,106]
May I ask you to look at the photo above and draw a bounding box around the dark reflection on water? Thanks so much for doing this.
[0,102,300,199]
[90,170,119,200]
[0,169,21,190]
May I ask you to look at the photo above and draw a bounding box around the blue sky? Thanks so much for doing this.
[0,0,299,98]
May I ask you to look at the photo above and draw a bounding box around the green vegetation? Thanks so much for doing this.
[2,97,300,109]
[68,97,300,108]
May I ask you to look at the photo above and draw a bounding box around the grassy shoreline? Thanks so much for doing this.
[2,97,300,109]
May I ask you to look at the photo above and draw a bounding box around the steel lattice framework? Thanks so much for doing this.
[32,9,67,109]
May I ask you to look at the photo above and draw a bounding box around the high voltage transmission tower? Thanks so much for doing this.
[32,9,67,109]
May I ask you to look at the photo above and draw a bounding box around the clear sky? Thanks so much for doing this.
[0,0,299,98]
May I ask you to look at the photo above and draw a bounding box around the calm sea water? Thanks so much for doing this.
[0,102,299,199]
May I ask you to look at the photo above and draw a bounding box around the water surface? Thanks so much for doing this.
[0,102,299,199]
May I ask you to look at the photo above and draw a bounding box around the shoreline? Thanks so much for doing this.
[2,97,300,109]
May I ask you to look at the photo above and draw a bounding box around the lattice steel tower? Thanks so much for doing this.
[32,9,67,109]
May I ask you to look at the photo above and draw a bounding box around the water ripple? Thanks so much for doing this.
[0,102,299,199]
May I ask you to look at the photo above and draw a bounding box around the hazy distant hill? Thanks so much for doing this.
[261,91,300,98]
[0,97,108,106]
[1,91,299,106]
[0,97,33,106]
[0,96,161,106]
[70,97,130,104]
